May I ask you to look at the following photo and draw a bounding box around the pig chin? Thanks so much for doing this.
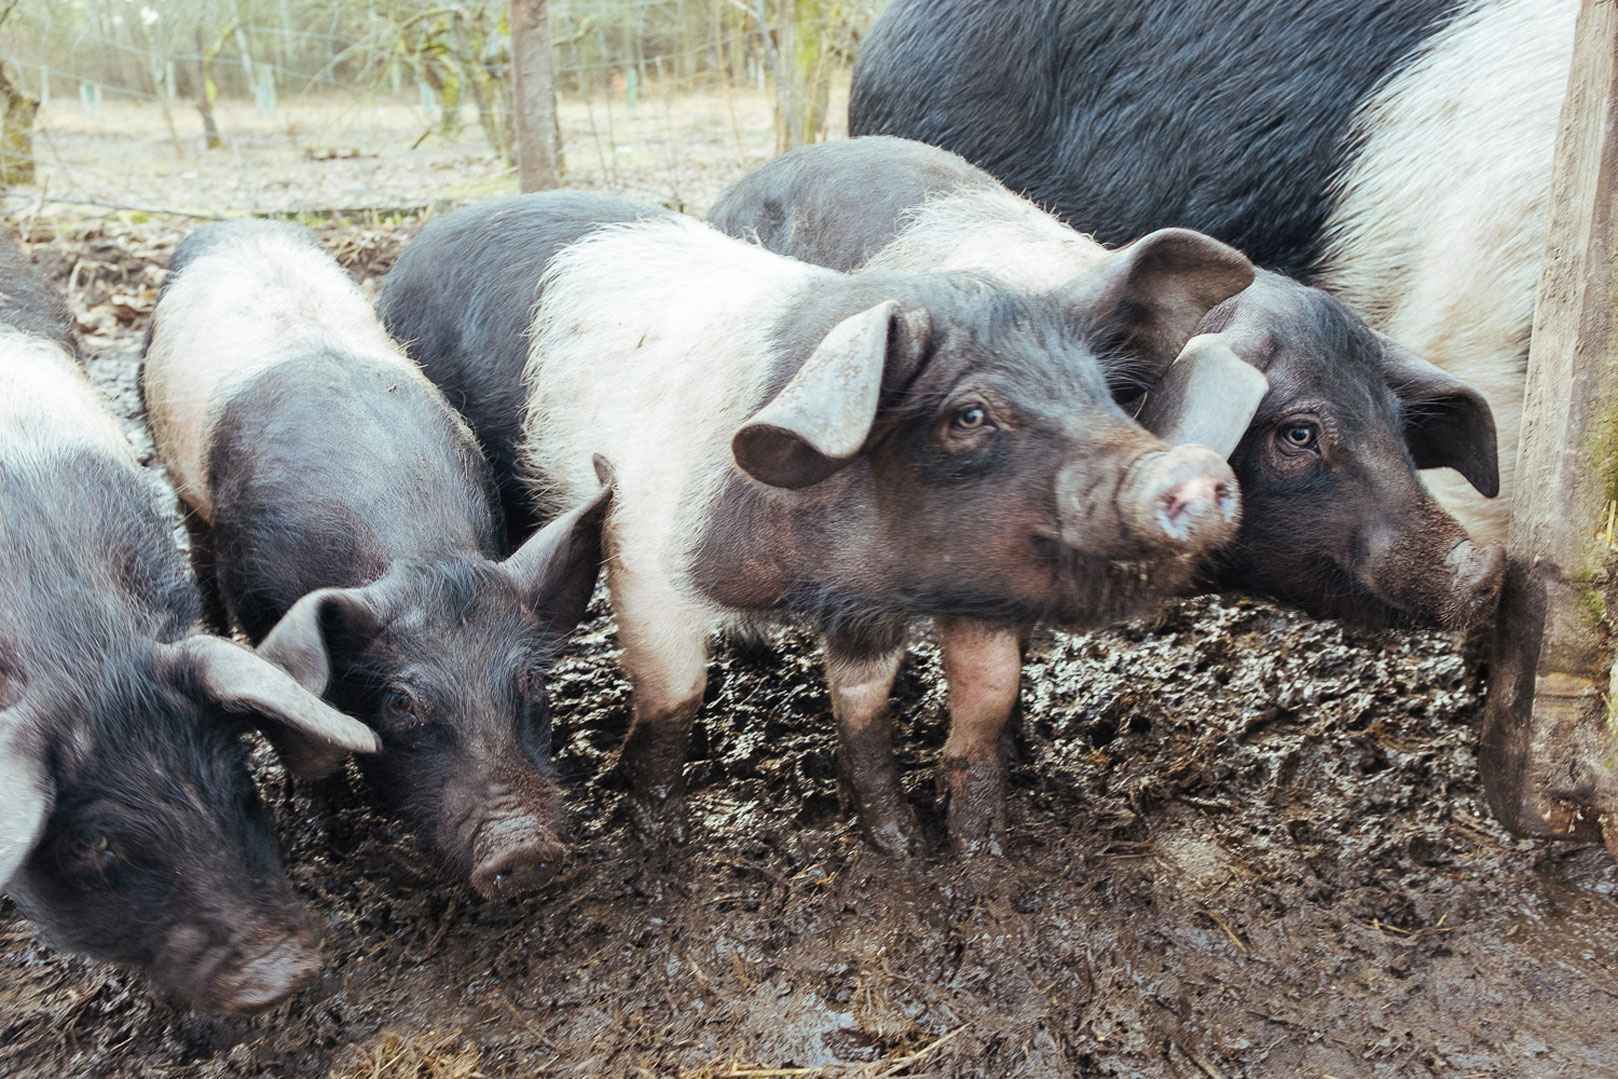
[153,918,321,1014]
[1029,538,1202,629]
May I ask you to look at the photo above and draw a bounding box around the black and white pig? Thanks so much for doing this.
[849,0,1577,547]
[0,232,380,1013]
[708,137,1506,633]
[140,220,610,899]
[425,192,1262,856]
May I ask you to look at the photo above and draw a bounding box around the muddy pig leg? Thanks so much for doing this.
[611,560,710,849]
[936,618,1022,857]
[825,631,921,859]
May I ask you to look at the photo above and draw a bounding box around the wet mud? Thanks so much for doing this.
[2,222,1615,1077]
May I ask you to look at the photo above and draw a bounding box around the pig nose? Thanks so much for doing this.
[471,817,565,899]
[213,932,321,1014]
[1124,445,1241,555]
[1446,539,1506,631]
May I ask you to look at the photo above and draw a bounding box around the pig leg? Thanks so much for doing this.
[824,632,921,859]
[611,562,709,848]
[936,619,1023,857]
[180,510,231,635]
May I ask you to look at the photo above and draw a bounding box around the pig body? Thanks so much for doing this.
[511,193,1250,854]
[848,0,1577,546]
[0,233,378,1013]
[141,220,610,899]
[379,193,668,548]
[709,137,1505,633]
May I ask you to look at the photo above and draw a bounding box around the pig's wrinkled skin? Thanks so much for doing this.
[515,198,1253,857]
[142,220,610,899]
[1,231,379,1014]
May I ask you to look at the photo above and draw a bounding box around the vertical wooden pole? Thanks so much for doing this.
[1481,0,1618,855]
[512,0,563,192]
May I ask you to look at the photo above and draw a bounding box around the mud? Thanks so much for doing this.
[2,222,1616,1078]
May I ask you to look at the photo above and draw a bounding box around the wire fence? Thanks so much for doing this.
[1,0,880,222]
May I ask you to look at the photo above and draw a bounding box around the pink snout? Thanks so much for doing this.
[1122,445,1241,556]
[470,816,565,899]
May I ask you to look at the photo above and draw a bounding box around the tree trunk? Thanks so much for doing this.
[770,0,834,152]
[0,61,39,189]
[1480,0,1618,860]
[194,27,224,150]
[512,0,563,191]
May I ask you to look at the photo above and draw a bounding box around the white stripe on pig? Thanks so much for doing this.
[0,326,133,466]
[1318,0,1577,545]
[522,216,820,624]
[143,226,436,521]
[862,185,1107,288]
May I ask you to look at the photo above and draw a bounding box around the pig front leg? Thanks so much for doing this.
[936,618,1023,857]
[611,562,709,848]
[824,632,922,859]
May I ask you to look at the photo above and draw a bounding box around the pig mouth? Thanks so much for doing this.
[155,926,320,1014]
[1030,536,1202,629]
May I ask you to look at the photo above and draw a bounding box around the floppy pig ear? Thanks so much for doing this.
[1379,336,1500,498]
[162,636,380,782]
[732,300,929,489]
[1135,335,1270,459]
[0,727,52,891]
[229,587,383,780]
[504,459,614,635]
[1080,227,1254,383]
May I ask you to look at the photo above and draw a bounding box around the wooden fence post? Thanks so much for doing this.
[1481,0,1618,855]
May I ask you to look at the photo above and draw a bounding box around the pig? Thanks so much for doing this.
[140,220,611,899]
[708,137,1507,633]
[0,232,380,1013]
[380,192,665,548]
[848,0,1579,547]
[496,192,1256,856]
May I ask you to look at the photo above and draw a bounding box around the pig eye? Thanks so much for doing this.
[951,404,990,431]
[383,686,424,726]
[71,834,117,876]
[1278,422,1320,452]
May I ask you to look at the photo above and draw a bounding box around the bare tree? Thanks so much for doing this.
[512,0,563,190]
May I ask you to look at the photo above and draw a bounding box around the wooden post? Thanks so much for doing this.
[511,0,563,192]
[1481,0,1618,857]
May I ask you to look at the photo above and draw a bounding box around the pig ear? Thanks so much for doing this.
[0,729,52,890]
[255,587,383,698]
[1379,337,1500,498]
[504,464,613,635]
[162,634,381,781]
[1134,335,1270,459]
[1078,228,1255,383]
[732,300,927,489]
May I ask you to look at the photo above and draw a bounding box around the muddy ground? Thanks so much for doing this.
[3,213,1618,1079]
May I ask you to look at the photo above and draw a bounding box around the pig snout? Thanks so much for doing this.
[470,813,566,899]
[159,920,321,1014]
[1442,538,1506,632]
[1061,440,1236,562]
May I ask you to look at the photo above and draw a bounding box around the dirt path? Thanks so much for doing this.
[2,220,1615,1079]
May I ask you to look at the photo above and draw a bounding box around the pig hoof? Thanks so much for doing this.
[859,801,924,860]
[939,755,1007,858]
[627,792,689,849]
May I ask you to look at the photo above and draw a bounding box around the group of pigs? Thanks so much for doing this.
[1,96,1512,1017]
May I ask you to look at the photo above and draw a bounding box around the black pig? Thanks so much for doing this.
[141,220,610,899]
[0,232,379,1013]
